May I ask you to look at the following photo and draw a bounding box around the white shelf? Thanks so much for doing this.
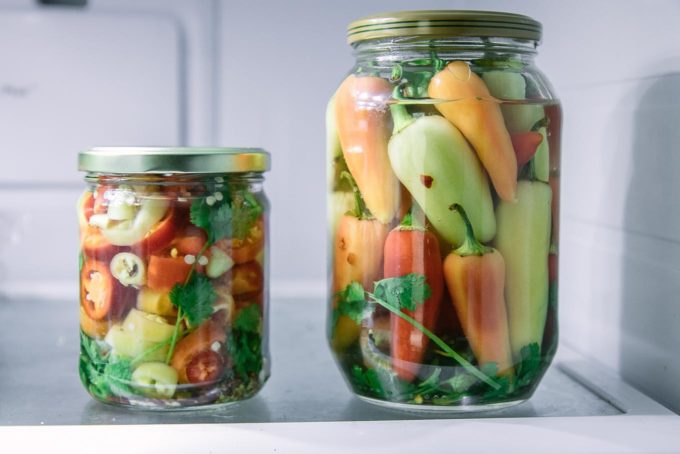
[0,294,678,452]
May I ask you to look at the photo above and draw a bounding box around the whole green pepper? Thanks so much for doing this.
[495,180,552,359]
[387,104,496,246]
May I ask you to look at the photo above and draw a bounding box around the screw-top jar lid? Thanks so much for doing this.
[78,147,271,174]
[347,10,542,44]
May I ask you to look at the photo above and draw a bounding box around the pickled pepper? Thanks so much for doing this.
[334,75,401,224]
[387,103,496,246]
[495,180,552,359]
[429,61,518,202]
[384,211,443,381]
[444,205,513,375]
[331,172,389,350]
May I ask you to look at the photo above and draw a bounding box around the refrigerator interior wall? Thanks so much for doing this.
[0,0,215,284]
[216,0,680,413]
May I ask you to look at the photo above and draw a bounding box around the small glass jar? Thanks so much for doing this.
[327,11,561,411]
[77,147,270,409]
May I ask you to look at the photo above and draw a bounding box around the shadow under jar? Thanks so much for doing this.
[78,147,270,409]
[327,10,561,412]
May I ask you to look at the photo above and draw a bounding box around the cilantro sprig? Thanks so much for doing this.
[80,332,134,400]
[190,189,263,243]
[165,186,262,364]
[169,273,216,327]
[228,305,263,380]
[334,275,500,390]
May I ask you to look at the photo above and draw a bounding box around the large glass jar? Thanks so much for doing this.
[327,11,561,411]
[77,148,270,409]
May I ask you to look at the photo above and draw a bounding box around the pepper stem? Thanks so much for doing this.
[450,204,493,256]
[340,171,369,219]
[399,204,426,231]
[390,97,415,135]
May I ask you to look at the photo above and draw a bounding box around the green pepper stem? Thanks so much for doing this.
[398,205,425,231]
[366,291,500,390]
[340,171,370,219]
[450,204,493,256]
[390,103,415,135]
[400,210,413,228]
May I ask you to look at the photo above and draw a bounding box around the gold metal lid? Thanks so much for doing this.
[78,147,271,174]
[347,10,542,44]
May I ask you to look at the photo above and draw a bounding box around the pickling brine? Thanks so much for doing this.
[78,148,270,409]
[327,11,561,411]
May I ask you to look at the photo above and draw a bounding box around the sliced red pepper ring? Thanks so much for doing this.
[185,350,224,385]
[79,191,122,260]
[130,208,179,255]
[171,320,227,383]
[81,260,122,321]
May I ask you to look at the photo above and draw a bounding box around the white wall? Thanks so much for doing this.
[0,0,216,287]
[216,0,680,412]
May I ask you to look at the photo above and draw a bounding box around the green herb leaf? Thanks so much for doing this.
[228,305,263,380]
[169,274,216,327]
[447,372,479,394]
[234,304,260,333]
[102,358,134,396]
[415,368,442,395]
[373,274,431,312]
[349,365,387,399]
[190,189,263,244]
[516,343,542,387]
[334,281,368,324]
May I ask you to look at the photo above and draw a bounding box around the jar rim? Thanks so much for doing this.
[347,10,542,45]
[78,147,271,175]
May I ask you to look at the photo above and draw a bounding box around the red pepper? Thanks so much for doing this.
[511,131,544,167]
[384,212,443,382]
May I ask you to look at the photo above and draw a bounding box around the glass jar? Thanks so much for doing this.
[327,11,561,411]
[77,147,270,409]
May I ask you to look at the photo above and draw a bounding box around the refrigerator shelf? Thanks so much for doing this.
[0,294,677,452]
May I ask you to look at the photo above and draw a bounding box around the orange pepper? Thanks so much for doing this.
[443,205,514,375]
[334,75,401,223]
[429,61,517,202]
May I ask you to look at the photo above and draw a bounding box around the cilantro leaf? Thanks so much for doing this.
[415,368,442,395]
[101,358,134,397]
[447,372,479,394]
[190,189,263,244]
[234,304,260,332]
[334,281,368,324]
[229,305,263,380]
[230,192,263,239]
[80,332,135,399]
[372,274,431,311]
[349,365,387,399]
[516,343,542,387]
[169,273,216,327]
